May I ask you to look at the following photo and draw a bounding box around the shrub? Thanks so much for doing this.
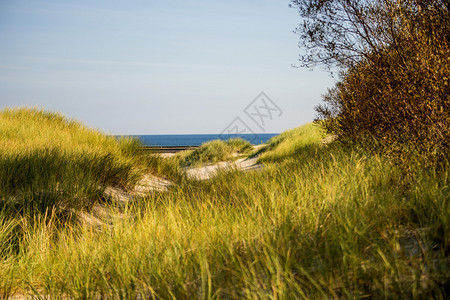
[292,0,450,164]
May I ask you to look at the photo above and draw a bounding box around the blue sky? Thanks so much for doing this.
[0,0,334,134]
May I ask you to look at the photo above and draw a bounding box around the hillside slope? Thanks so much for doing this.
[0,108,144,212]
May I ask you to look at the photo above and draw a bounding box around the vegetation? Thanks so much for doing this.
[179,138,252,167]
[291,0,449,164]
[0,119,448,298]
[0,108,148,214]
[253,123,324,163]
[1,2,448,295]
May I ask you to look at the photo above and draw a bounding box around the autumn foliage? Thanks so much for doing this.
[292,0,449,163]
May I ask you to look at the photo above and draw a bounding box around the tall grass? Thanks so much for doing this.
[0,120,448,298]
[0,108,145,213]
[180,138,252,167]
[254,122,324,163]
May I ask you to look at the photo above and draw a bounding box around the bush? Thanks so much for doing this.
[317,28,449,163]
[292,0,450,165]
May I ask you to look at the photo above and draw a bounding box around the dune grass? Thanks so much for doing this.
[254,122,325,163]
[0,115,448,298]
[179,138,252,167]
[0,108,148,214]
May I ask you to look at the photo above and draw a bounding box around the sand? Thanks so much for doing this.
[185,157,263,180]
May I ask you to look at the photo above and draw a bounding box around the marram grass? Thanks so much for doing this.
[255,122,325,163]
[180,138,252,167]
[0,113,448,298]
[0,107,144,213]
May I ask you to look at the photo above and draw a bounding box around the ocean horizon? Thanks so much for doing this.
[119,133,278,147]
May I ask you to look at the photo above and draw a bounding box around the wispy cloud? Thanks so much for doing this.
[0,65,29,70]
[21,56,261,71]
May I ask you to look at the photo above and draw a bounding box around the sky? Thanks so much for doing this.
[0,0,334,134]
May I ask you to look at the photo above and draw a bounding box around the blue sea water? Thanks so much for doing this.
[123,133,278,147]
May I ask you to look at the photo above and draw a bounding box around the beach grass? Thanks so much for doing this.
[0,108,151,214]
[179,137,252,167]
[0,113,448,298]
[253,122,325,163]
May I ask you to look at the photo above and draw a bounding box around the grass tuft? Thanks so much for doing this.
[0,107,144,213]
[254,122,325,162]
[180,138,252,166]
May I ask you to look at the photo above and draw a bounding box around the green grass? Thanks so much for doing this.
[0,108,148,213]
[0,112,448,298]
[179,138,252,167]
[254,122,325,163]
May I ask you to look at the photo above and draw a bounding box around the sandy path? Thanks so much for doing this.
[104,174,171,203]
[79,174,171,226]
[185,156,263,180]
[80,145,266,227]
[103,144,267,203]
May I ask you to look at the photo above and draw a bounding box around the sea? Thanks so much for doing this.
[121,133,278,147]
